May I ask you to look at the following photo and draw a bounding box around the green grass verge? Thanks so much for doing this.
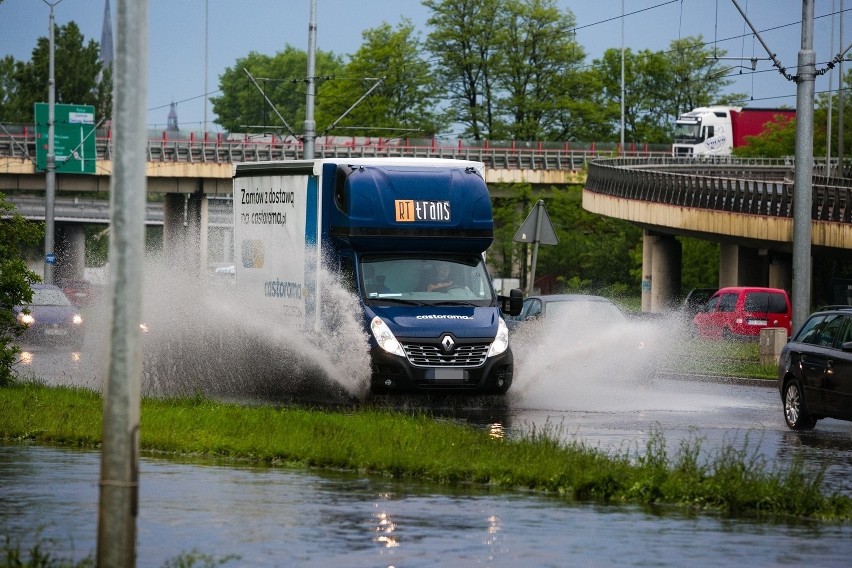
[1,382,848,521]
[660,338,778,380]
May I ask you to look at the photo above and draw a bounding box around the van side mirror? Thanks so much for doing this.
[499,288,523,317]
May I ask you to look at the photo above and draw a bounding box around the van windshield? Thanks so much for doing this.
[360,255,495,305]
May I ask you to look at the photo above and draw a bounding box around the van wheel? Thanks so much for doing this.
[783,380,816,430]
[492,376,511,395]
[722,328,734,341]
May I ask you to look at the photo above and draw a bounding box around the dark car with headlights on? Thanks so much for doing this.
[14,284,85,349]
[778,307,852,430]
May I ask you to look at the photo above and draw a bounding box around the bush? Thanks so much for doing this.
[0,193,43,385]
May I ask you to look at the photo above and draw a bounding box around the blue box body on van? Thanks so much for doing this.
[232,158,521,394]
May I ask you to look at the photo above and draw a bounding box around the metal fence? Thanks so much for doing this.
[585,157,852,223]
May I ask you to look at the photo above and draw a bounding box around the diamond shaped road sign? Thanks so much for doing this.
[513,199,559,245]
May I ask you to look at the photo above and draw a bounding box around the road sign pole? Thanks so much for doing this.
[513,199,558,296]
[527,201,545,295]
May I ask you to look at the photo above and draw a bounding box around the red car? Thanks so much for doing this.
[693,286,791,339]
[61,279,97,307]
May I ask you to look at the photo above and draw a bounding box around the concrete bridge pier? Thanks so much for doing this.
[54,223,86,284]
[641,231,682,312]
[769,254,793,292]
[162,190,209,280]
[718,244,792,291]
[719,243,768,287]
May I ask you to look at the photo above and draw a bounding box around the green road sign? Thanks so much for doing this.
[34,102,96,174]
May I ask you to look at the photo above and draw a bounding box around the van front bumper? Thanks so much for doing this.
[369,346,513,394]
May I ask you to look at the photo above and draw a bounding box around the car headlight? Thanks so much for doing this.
[488,318,509,357]
[72,314,83,325]
[370,316,404,356]
[18,313,34,326]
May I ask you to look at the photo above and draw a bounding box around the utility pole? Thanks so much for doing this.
[731,0,815,331]
[792,0,816,332]
[303,0,317,159]
[620,0,625,153]
[203,0,208,133]
[838,0,845,166]
[42,0,65,285]
[97,0,148,565]
[827,0,835,170]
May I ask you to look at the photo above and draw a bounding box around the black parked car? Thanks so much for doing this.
[778,306,852,430]
[681,287,716,318]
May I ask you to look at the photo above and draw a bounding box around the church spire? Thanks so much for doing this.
[167,102,179,132]
[99,0,114,70]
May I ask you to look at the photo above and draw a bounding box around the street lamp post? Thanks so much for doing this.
[42,0,65,285]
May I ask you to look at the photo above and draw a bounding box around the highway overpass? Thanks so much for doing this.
[2,131,850,312]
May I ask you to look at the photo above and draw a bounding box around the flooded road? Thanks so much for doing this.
[7,296,852,565]
[3,444,852,567]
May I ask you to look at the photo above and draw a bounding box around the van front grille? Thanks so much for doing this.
[403,343,489,367]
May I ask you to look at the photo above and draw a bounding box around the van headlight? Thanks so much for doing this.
[488,318,509,357]
[371,316,404,356]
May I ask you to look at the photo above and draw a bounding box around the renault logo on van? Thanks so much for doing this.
[441,335,455,353]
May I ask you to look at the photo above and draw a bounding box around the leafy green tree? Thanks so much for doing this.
[813,69,852,160]
[0,55,18,123]
[664,36,743,118]
[549,67,617,142]
[211,46,344,135]
[593,37,743,143]
[492,0,584,140]
[423,0,502,140]
[535,186,642,289]
[593,47,670,143]
[490,183,534,281]
[679,238,719,293]
[0,195,43,386]
[10,21,108,123]
[315,21,443,138]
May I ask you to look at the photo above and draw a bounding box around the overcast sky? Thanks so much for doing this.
[0,0,845,135]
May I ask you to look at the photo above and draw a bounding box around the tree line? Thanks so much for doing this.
[0,0,741,145]
[213,0,740,144]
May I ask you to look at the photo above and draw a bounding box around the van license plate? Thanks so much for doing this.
[429,368,465,381]
[747,319,767,326]
[44,329,67,336]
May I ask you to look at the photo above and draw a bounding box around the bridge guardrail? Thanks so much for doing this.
[0,129,671,171]
[585,157,852,224]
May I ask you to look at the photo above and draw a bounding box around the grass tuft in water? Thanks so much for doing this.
[1,382,849,521]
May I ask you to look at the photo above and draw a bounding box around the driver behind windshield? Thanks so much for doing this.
[426,261,454,292]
